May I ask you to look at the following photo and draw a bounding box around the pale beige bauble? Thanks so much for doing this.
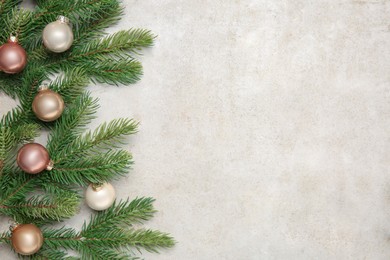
[42,16,73,53]
[32,88,64,122]
[85,182,116,211]
[11,224,44,256]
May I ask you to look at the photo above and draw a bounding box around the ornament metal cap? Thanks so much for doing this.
[92,183,103,192]
[8,35,18,43]
[9,222,20,232]
[57,15,70,24]
[38,83,49,92]
[46,160,54,171]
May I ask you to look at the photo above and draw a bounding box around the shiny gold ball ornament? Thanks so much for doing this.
[42,16,73,53]
[17,143,53,174]
[85,182,116,211]
[11,224,44,256]
[32,84,64,122]
[0,36,27,74]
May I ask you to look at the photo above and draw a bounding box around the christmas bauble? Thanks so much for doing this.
[11,224,43,256]
[17,143,52,174]
[32,85,64,122]
[0,36,27,74]
[85,182,116,211]
[42,16,73,53]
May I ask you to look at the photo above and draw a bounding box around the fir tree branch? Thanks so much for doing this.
[38,199,174,259]
[11,123,40,143]
[0,193,79,222]
[38,179,80,198]
[120,229,176,253]
[49,68,90,105]
[82,198,156,234]
[46,92,99,154]
[1,106,26,127]
[87,57,143,85]
[30,248,68,260]
[44,228,174,254]
[0,126,16,180]
[0,126,14,161]
[72,29,155,58]
[70,0,123,42]
[41,52,144,86]
[0,75,21,98]
[81,246,140,260]
[31,30,153,85]
[0,173,36,205]
[0,168,77,223]
[7,66,48,124]
[50,150,132,186]
[53,118,138,162]
[0,2,24,44]
[18,67,48,107]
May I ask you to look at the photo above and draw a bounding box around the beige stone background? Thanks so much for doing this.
[1,0,390,259]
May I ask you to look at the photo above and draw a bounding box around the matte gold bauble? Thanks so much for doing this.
[85,182,116,211]
[32,85,64,122]
[0,36,27,74]
[11,224,43,256]
[17,143,53,174]
[42,16,73,53]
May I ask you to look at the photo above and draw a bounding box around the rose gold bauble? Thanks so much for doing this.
[0,36,27,74]
[17,143,52,174]
[11,224,43,256]
[32,85,64,122]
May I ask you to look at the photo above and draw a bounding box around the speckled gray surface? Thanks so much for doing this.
[1,0,390,259]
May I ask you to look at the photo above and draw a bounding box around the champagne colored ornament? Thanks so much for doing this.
[17,143,53,174]
[0,36,27,74]
[42,16,73,53]
[11,223,43,256]
[32,84,64,122]
[85,182,116,211]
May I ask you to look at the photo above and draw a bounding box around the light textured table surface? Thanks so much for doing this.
[1,0,390,259]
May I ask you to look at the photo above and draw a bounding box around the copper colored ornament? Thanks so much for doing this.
[17,143,53,174]
[0,36,27,74]
[11,224,43,256]
[32,84,64,122]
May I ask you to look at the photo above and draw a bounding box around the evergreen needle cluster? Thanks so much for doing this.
[0,0,174,259]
